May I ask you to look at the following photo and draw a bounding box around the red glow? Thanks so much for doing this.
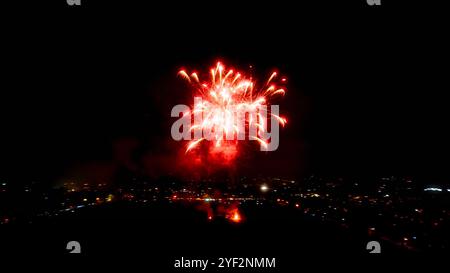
[227,208,242,223]
[232,211,241,222]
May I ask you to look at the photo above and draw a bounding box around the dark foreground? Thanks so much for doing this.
[0,202,428,271]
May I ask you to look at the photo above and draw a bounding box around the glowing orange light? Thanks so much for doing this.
[230,211,241,223]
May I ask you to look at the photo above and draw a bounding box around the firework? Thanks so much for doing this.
[178,61,287,155]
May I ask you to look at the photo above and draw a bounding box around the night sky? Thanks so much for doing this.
[1,1,449,185]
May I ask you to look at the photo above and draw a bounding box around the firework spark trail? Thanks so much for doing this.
[178,61,287,154]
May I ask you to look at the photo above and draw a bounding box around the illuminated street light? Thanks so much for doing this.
[260,184,269,192]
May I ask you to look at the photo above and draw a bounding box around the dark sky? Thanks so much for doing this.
[1,1,449,184]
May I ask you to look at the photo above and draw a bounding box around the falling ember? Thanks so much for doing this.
[232,212,240,222]
[231,211,241,223]
[225,207,242,223]
[185,138,205,153]
[178,61,288,157]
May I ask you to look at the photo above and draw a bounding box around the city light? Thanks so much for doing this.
[2,175,448,252]
[260,184,269,192]
[424,187,442,192]
[106,194,114,202]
